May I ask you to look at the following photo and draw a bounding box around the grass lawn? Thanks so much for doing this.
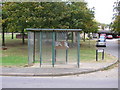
[1,33,117,67]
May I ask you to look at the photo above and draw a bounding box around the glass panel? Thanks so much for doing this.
[68,32,77,63]
[35,32,40,62]
[28,31,34,65]
[42,32,52,64]
[55,32,67,64]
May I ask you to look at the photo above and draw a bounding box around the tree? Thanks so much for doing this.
[2,2,98,45]
[112,0,120,33]
[2,2,44,44]
[112,16,120,33]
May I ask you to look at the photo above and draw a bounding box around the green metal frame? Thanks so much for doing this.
[52,32,55,67]
[33,32,35,63]
[55,32,57,63]
[77,32,80,68]
[28,32,31,65]
[40,31,42,67]
[66,32,68,63]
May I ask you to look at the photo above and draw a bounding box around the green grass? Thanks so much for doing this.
[1,33,28,66]
[1,33,117,67]
[1,56,28,66]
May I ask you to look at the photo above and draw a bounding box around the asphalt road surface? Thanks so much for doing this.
[98,39,118,58]
[1,76,118,88]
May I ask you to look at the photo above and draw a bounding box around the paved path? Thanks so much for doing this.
[1,60,117,76]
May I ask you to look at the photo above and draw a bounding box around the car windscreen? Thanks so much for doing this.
[100,37,105,39]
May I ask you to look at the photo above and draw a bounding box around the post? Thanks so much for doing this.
[28,32,30,65]
[66,49,68,63]
[102,49,104,60]
[66,32,68,63]
[77,32,80,68]
[96,49,98,61]
[52,31,55,67]
[55,49,56,63]
[55,32,57,63]
[40,32,42,67]
[33,32,35,63]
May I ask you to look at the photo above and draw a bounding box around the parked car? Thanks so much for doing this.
[116,35,120,38]
[96,38,106,47]
[93,33,98,38]
[16,34,28,39]
[106,35,113,39]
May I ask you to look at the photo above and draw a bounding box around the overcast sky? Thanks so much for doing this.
[85,0,116,24]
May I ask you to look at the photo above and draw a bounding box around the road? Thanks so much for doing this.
[1,39,118,88]
[1,78,118,88]
[98,39,118,58]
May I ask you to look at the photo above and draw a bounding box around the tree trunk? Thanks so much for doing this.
[83,31,85,42]
[12,31,14,39]
[71,32,73,43]
[88,33,90,48]
[22,29,25,44]
[2,29,5,46]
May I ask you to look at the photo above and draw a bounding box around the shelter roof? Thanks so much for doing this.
[26,28,82,32]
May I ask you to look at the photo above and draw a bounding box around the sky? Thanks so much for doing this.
[85,0,116,24]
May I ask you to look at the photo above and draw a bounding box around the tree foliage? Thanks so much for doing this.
[2,2,98,32]
[112,1,120,33]
[2,2,99,45]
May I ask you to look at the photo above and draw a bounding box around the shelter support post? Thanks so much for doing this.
[40,31,42,67]
[66,49,68,63]
[52,31,55,67]
[102,49,104,60]
[33,32,35,63]
[77,32,80,68]
[55,32,57,63]
[66,32,68,63]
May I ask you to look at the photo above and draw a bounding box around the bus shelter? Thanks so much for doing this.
[26,28,82,67]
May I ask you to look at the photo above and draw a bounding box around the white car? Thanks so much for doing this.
[96,39,106,47]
